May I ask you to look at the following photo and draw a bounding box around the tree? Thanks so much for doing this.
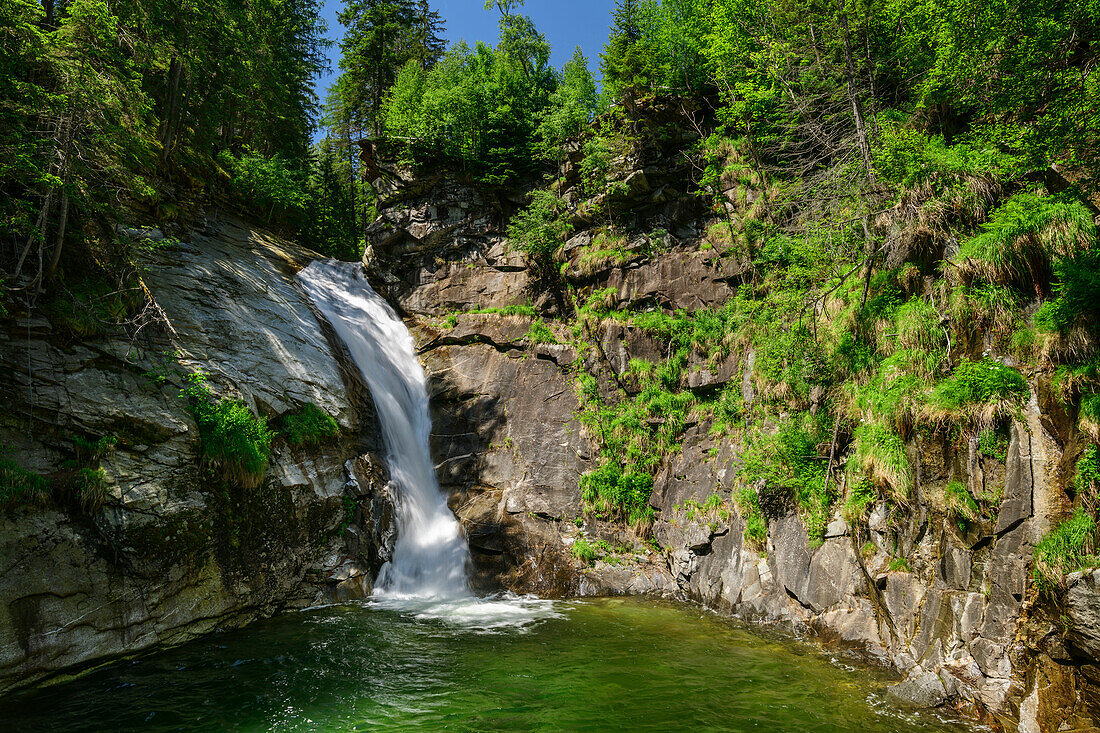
[537,48,598,162]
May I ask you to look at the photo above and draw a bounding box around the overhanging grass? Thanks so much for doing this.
[1033,508,1098,595]
[956,192,1095,291]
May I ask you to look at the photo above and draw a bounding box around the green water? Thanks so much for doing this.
[0,596,971,732]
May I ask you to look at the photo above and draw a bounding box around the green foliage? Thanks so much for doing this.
[888,557,912,573]
[873,124,1008,189]
[956,192,1096,290]
[507,189,572,277]
[469,304,538,317]
[280,402,340,447]
[1035,248,1100,334]
[579,462,655,527]
[928,359,1029,413]
[73,467,108,512]
[1033,508,1098,595]
[181,372,273,489]
[739,413,831,543]
[842,479,877,525]
[525,319,558,344]
[0,451,49,510]
[848,423,912,505]
[735,485,767,551]
[978,427,1009,462]
[221,149,308,223]
[73,434,117,464]
[571,537,599,565]
[3,0,327,284]
[380,9,556,182]
[1076,446,1100,495]
[537,47,598,160]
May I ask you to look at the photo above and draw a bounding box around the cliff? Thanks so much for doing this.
[0,220,389,692]
[363,100,1100,732]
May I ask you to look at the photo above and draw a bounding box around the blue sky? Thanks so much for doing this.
[314,0,618,107]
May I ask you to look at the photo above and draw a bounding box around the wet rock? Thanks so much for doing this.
[888,671,949,708]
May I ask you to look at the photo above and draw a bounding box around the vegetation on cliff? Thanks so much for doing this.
[358,0,1100,585]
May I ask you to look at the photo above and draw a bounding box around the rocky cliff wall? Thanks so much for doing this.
[365,160,1100,733]
[0,220,388,692]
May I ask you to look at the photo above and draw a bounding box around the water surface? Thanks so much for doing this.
[0,597,972,732]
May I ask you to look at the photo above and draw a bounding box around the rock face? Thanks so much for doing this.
[0,220,389,693]
[363,149,1100,733]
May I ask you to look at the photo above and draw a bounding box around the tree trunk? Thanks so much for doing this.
[160,56,182,166]
[45,190,68,283]
[837,0,875,185]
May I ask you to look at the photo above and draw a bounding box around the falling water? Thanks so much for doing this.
[298,259,469,600]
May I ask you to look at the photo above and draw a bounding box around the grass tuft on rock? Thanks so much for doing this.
[0,453,50,510]
[1033,508,1099,595]
[280,402,340,447]
[182,372,274,489]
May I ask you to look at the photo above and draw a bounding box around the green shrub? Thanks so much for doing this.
[848,423,912,505]
[735,485,767,552]
[929,359,1029,412]
[580,462,655,527]
[507,189,572,277]
[0,454,49,510]
[740,414,832,543]
[842,479,876,524]
[572,537,599,566]
[281,402,339,447]
[1033,508,1098,595]
[895,298,946,356]
[956,192,1095,290]
[1035,248,1100,334]
[220,148,307,222]
[1075,446,1100,495]
[469,304,538,317]
[73,434,117,464]
[888,557,912,573]
[182,373,273,488]
[526,319,558,345]
[978,427,1010,462]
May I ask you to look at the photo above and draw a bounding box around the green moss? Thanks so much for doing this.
[280,402,339,447]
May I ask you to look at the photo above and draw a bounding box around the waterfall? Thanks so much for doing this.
[298,259,470,600]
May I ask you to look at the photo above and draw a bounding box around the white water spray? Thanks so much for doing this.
[298,259,470,600]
